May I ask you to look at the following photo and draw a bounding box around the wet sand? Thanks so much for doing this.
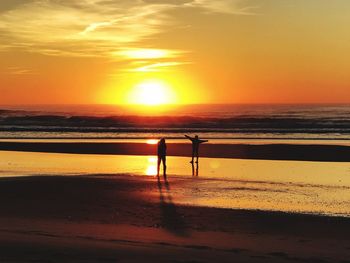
[1,141,350,261]
[2,150,350,216]
[0,174,349,262]
[1,141,350,161]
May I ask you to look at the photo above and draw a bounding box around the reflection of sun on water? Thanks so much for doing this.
[145,156,157,176]
[127,80,176,106]
[146,139,158,144]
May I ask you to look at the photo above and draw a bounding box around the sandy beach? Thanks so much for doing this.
[0,174,350,262]
[0,140,350,262]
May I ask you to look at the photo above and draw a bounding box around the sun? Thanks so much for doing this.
[127,80,176,106]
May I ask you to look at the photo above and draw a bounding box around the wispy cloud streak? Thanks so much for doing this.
[0,1,257,73]
[186,0,258,15]
[4,66,35,75]
[0,0,254,59]
[131,62,192,72]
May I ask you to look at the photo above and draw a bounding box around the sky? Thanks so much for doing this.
[0,0,350,105]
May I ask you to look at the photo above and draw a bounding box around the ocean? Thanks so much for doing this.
[1,104,350,141]
[1,104,350,217]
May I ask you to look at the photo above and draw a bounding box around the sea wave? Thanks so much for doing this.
[1,111,350,132]
[1,105,350,140]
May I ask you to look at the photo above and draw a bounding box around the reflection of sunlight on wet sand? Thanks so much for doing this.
[209,160,220,169]
[146,166,157,176]
[2,151,350,187]
[146,156,157,176]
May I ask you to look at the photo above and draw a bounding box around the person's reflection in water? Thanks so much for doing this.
[157,138,167,178]
[156,177,187,236]
[191,162,199,177]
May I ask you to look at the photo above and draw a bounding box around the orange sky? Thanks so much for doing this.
[0,0,350,105]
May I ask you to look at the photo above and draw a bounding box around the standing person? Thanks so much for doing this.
[185,135,208,163]
[157,138,167,177]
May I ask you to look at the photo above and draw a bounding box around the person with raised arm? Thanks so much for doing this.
[184,135,208,163]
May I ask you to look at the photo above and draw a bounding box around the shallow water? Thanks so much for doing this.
[1,151,350,217]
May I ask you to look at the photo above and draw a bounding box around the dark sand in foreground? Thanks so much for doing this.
[2,141,350,161]
[0,174,349,262]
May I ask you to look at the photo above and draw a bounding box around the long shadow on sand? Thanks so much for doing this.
[157,176,188,237]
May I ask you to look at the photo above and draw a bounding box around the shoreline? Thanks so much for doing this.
[1,141,350,162]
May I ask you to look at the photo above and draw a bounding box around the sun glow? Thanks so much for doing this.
[127,80,176,106]
[99,70,205,106]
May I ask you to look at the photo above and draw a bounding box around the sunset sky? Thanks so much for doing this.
[0,0,350,105]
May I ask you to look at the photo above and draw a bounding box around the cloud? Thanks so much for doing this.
[4,66,36,75]
[0,0,31,13]
[0,0,171,57]
[131,61,192,72]
[0,0,255,59]
[114,48,186,60]
[186,0,258,15]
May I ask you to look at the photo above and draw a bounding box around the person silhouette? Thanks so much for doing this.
[185,135,208,163]
[157,138,167,177]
